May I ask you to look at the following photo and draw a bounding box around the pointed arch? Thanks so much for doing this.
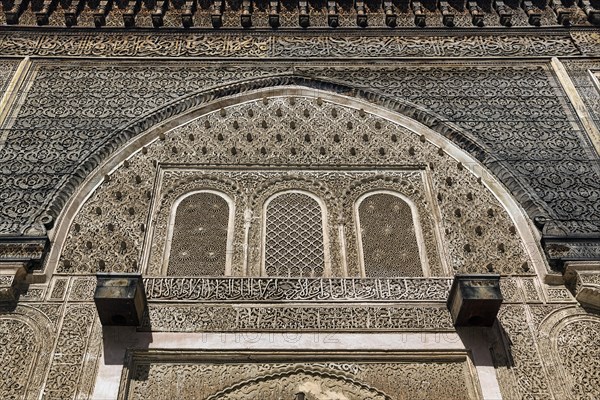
[47,85,548,281]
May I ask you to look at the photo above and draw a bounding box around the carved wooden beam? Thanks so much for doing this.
[298,0,309,28]
[181,0,195,28]
[383,0,396,27]
[35,0,59,25]
[5,0,28,24]
[580,0,600,24]
[241,0,252,28]
[355,0,367,27]
[493,0,512,27]
[93,0,113,27]
[210,0,223,28]
[328,0,339,27]
[412,0,426,27]
[64,0,86,27]
[438,0,454,27]
[151,0,169,28]
[269,0,280,28]
[522,0,541,26]
[468,0,484,26]
[123,0,141,28]
[550,0,572,25]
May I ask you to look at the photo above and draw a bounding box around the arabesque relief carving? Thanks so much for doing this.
[122,355,480,400]
[0,32,582,58]
[58,95,530,277]
[1,60,597,246]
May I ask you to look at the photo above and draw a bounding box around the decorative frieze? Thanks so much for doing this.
[0,31,581,58]
[142,304,455,332]
[143,277,452,302]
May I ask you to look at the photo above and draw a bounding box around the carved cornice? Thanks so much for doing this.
[1,0,599,29]
[0,29,590,58]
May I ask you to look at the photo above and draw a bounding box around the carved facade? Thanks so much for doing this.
[1,7,600,400]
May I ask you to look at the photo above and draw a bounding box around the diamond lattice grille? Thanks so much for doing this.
[265,192,325,277]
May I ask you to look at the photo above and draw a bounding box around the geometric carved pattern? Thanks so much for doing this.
[0,318,37,399]
[123,353,480,400]
[142,304,455,332]
[167,192,229,276]
[0,60,18,96]
[143,277,452,302]
[59,95,531,276]
[358,193,422,277]
[265,192,325,277]
[0,32,581,58]
[556,319,600,399]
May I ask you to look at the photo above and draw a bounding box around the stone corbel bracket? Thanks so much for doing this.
[181,0,196,28]
[240,0,252,28]
[564,262,600,310]
[269,0,280,28]
[355,0,368,27]
[123,0,142,28]
[210,0,223,28]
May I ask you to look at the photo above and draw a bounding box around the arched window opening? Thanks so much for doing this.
[264,191,327,277]
[166,191,232,276]
[357,192,423,277]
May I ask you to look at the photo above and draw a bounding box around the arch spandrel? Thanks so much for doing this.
[50,87,545,279]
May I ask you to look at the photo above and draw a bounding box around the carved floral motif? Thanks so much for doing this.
[0,32,581,58]
[59,96,529,276]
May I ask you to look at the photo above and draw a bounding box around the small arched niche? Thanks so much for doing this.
[164,190,234,276]
[355,191,428,277]
[262,190,330,277]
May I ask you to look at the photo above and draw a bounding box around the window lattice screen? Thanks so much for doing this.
[264,192,325,277]
[167,192,229,276]
[358,193,422,277]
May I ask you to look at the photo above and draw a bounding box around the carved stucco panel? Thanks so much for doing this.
[0,59,19,98]
[59,95,529,277]
[122,356,480,400]
[0,304,57,400]
[0,32,582,57]
[43,304,98,399]
[535,307,600,400]
[493,305,552,399]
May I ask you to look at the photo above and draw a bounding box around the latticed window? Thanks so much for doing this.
[264,191,326,277]
[167,192,231,276]
[357,192,422,277]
